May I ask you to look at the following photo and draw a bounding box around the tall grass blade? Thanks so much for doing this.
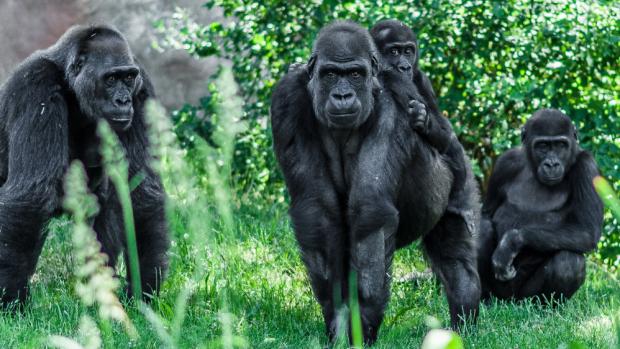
[349,271,363,348]
[593,176,620,220]
[98,121,142,299]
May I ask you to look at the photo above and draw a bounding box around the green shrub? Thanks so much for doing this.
[162,0,620,266]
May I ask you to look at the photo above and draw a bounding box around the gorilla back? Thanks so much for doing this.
[271,21,480,345]
[0,25,169,305]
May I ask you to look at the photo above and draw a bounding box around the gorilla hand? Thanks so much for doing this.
[492,229,524,281]
[408,99,428,133]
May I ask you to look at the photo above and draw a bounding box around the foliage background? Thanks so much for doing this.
[158,0,620,266]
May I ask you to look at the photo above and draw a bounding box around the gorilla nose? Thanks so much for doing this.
[398,64,411,73]
[114,95,131,107]
[544,161,560,170]
[331,91,355,109]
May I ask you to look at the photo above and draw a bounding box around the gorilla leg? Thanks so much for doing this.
[517,251,585,301]
[445,142,477,228]
[424,212,480,330]
[349,199,399,345]
[476,218,496,300]
[0,92,68,305]
[0,191,53,304]
[130,178,169,299]
[93,186,124,273]
[290,198,346,340]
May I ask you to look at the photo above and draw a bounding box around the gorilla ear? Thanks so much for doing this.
[371,54,379,77]
[69,55,86,76]
[573,124,578,142]
[307,54,317,79]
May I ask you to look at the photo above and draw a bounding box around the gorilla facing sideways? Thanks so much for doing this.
[271,21,480,344]
[0,25,169,304]
[477,109,603,301]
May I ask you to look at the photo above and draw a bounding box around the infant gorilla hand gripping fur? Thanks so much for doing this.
[271,21,480,345]
[477,109,603,301]
[0,25,169,305]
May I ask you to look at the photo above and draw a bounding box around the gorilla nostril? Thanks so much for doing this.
[398,65,411,72]
[544,161,560,169]
[115,96,130,106]
[332,92,354,102]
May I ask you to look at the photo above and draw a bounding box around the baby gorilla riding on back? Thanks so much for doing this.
[271,20,480,345]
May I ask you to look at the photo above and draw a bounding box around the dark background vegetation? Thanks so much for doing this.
[164,0,620,267]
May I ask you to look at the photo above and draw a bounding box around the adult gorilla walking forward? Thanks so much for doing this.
[0,25,169,305]
[271,21,480,345]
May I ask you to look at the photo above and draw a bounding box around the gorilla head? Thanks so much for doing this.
[307,21,379,129]
[522,109,578,186]
[370,19,418,79]
[63,28,143,131]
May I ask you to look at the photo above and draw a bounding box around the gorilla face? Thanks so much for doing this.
[307,29,378,129]
[532,136,572,185]
[370,20,419,80]
[523,109,578,186]
[71,35,142,131]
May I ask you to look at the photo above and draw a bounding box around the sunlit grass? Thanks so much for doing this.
[0,69,617,348]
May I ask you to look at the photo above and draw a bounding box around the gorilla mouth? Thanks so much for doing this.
[328,111,358,118]
[541,174,563,185]
[326,112,359,127]
[108,115,133,131]
[110,116,131,122]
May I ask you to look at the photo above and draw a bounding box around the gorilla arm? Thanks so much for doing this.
[271,68,347,336]
[482,148,526,220]
[0,59,69,302]
[411,71,454,154]
[382,69,453,154]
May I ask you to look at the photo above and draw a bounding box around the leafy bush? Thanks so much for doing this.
[162,0,620,266]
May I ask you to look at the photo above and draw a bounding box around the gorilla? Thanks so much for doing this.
[0,25,169,304]
[370,20,474,231]
[477,109,603,302]
[271,21,480,345]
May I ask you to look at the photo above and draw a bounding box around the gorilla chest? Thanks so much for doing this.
[320,129,361,194]
[69,129,105,192]
[505,171,569,211]
[494,171,569,231]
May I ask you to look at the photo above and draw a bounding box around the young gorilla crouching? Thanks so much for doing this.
[477,109,603,302]
[0,25,170,305]
[271,21,480,345]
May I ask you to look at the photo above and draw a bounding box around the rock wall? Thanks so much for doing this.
[0,0,223,109]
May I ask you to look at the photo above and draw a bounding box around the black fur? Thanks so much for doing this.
[477,109,603,301]
[271,21,480,345]
[0,25,169,305]
[370,20,475,226]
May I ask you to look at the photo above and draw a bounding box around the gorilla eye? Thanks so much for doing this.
[106,75,116,85]
[538,142,549,151]
[326,72,337,79]
[351,71,361,78]
[404,48,413,55]
[125,74,135,83]
[390,48,399,56]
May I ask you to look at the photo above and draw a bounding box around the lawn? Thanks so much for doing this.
[0,210,617,349]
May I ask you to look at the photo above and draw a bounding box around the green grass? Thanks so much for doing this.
[0,210,617,348]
